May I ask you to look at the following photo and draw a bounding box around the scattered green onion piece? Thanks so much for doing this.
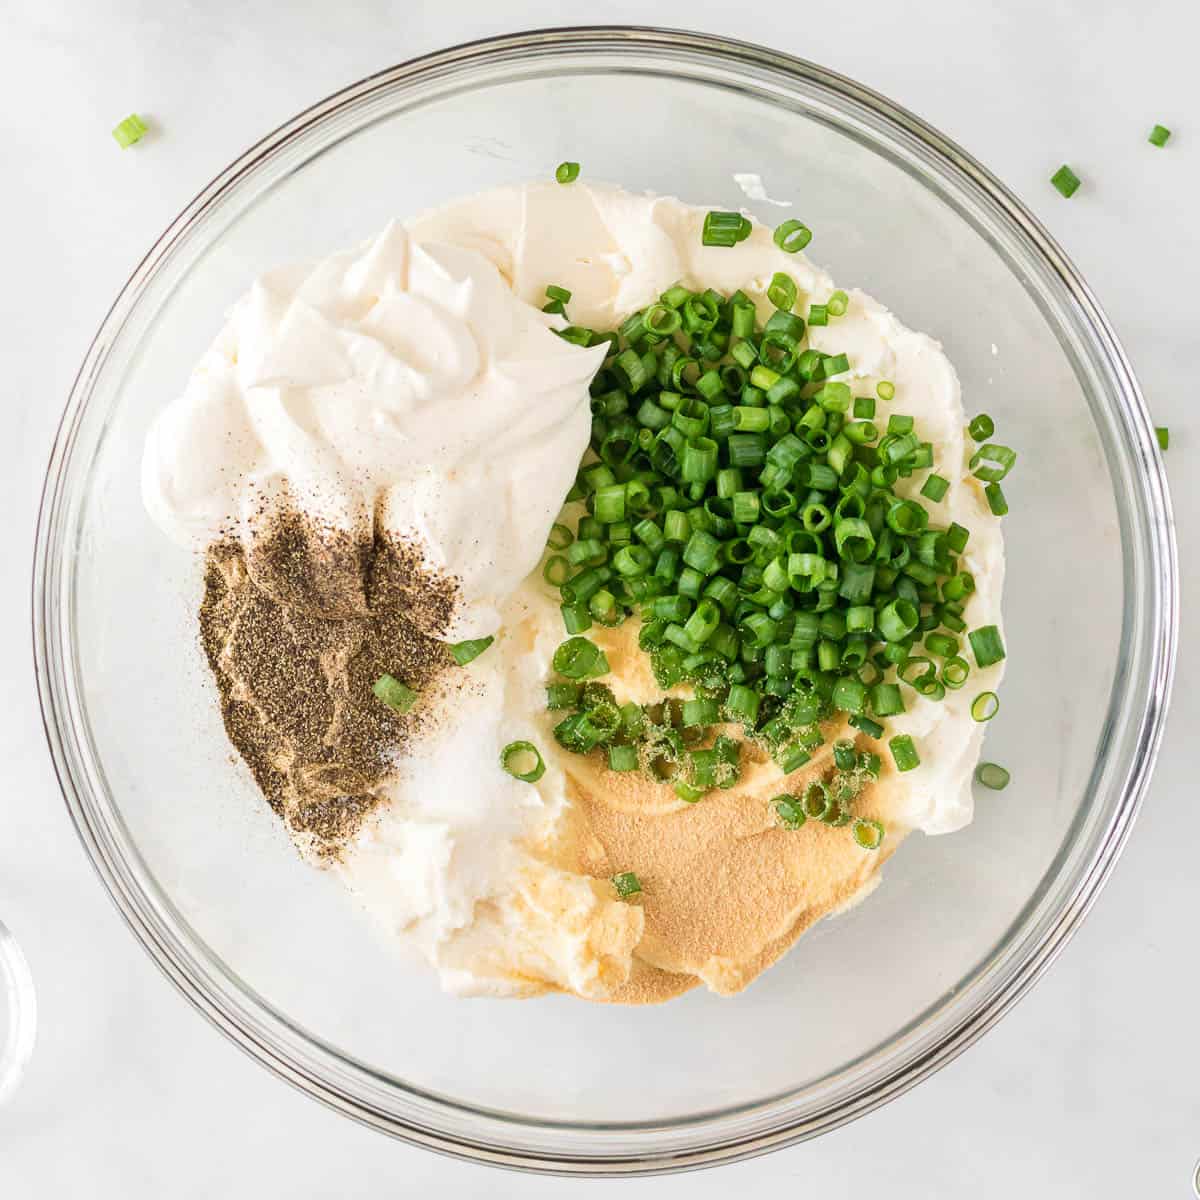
[543,555,570,586]
[608,744,640,772]
[876,380,895,401]
[850,714,885,738]
[1156,426,1170,451]
[969,443,1017,482]
[968,413,995,441]
[552,637,610,679]
[1148,124,1171,148]
[373,674,418,714]
[449,636,494,666]
[852,818,885,850]
[555,161,581,184]
[968,625,1006,668]
[971,691,1000,722]
[612,871,642,898]
[1051,165,1081,198]
[826,290,849,317]
[767,272,798,312]
[921,473,950,502]
[976,762,1010,791]
[773,794,806,830]
[112,113,148,148]
[702,210,748,248]
[985,482,1009,516]
[547,522,574,550]
[773,219,812,253]
[501,740,545,783]
[889,734,920,773]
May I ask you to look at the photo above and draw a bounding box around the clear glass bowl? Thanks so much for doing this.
[33,28,1176,1174]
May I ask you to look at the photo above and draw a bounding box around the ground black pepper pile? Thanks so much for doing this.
[199,515,461,859]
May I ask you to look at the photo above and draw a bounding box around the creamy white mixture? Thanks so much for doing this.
[144,182,1004,997]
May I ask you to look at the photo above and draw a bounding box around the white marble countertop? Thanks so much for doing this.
[1,1,1195,1195]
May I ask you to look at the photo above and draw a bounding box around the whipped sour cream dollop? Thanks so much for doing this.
[145,182,1003,998]
[142,223,606,639]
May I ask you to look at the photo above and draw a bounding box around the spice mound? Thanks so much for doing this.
[198,521,458,860]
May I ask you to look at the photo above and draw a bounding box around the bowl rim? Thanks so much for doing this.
[32,24,1178,1176]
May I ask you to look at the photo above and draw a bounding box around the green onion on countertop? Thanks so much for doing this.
[555,161,580,184]
[112,114,148,149]
[1051,165,1081,198]
[1148,124,1172,148]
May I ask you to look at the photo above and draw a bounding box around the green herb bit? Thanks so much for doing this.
[852,818,885,849]
[112,113,148,148]
[976,762,1010,791]
[773,793,807,830]
[448,636,494,666]
[372,674,417,714]
[500,740,545,783]
[612,871,643,899]
[555,161,581,184]
[773,219,812,253]
[1148,124,1171,148]
[889,734,920,773]
[1051,165,1081,198]
[702,210,751,248]
[1155,426,1170,451]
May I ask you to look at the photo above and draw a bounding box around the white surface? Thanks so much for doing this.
[0,0,1194,1194]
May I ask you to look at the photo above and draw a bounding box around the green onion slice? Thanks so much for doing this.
[612,871,643,899]
[372,674,417,713]
[449,636,494,666]
[501,740,546,783]
[555,161,581,184]
[970,691,1000,722]
[852,818,885,850]
[112,113,148,148]
[773,793,806,830]
[773,219,812,253]
[976,762,1010,790]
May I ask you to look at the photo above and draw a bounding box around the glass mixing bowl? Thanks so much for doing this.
[33,27,1176,1175]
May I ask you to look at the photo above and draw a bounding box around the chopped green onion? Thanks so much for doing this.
[773,793,806,830]
[968,625,1006,668]
[500,741,545,783]
[852,818,885,850]
[449,636,494,666]
[702,210,748,248]
[968,413,995,441]
[985,482,1009,516]
[372,674,417,714]
[970,691,1000,722]
[826,290,849,317]
[546,682,582,710]
[1156,426,1170,451]
[112,113,148,148]
[801,781,833,821]
[547,523,574,550]
[1148,124,1171,148]
[767,272,798,312]
[976,762,1010,791]
[555,161,581,184]
[850,714,885,738]
[889,734,920,772]
[552,637,610,679]
[773,219,812,253]
[876,380,895,401]
[608,744,640,772]
[969,443,1017,482]
[543,555,570,586]
[920,473,950,502]
[1051,164,1081,198]
[612,871,642,898]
